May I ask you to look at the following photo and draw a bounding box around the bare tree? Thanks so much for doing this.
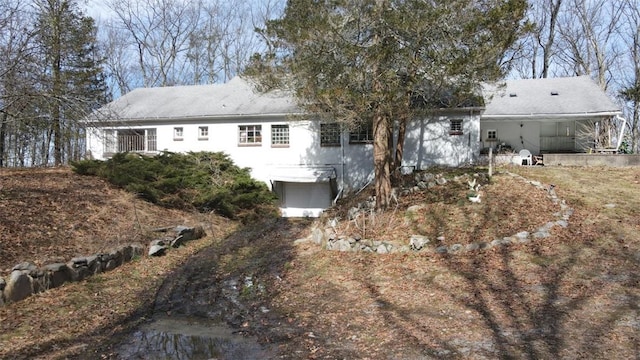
[511,0,564,79]
[555,0,624,89]
[619,0,640,153]
[102,0,282,91]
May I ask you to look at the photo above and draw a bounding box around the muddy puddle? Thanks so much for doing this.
[115,316,274,359]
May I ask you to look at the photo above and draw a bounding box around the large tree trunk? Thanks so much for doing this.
[373,108,392,210]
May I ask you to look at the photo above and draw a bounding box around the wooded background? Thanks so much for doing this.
[1,0,639,167]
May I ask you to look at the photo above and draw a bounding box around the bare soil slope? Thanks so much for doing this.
[0,168,201,272]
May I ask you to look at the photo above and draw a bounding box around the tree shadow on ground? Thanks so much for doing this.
[358,214,640,359]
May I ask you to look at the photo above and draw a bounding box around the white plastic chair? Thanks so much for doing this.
[519,149,532,166]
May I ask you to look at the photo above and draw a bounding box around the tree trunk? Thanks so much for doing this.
[0,112,7,168]
[392,93,410,185]
[373,108,392,210]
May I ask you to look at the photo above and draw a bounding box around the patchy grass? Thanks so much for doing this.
[1,165,639,359]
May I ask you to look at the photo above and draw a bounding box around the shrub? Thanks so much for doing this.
[72,151,277,219]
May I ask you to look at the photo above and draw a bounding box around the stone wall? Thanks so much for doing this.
[297,172,573,255]
[0,225,205,306]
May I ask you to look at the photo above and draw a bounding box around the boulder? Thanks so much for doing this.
[310,228,324,245]
[12,262,37,272]
[335,239,353,252]
[43,263,73,289]
[409,235,429,251]
[149,244,167,257]
[4,270,33,303]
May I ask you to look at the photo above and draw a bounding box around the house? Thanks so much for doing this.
[86,76,622,217]
[481,76,623,157]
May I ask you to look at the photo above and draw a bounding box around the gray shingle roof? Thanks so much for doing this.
[94,75,620,122]
[95,77,299,121]
[483,76,621,119]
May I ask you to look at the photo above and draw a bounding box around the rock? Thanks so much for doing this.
[556,220,569,228]
[435,246,448,254]
[131,243,144,259]
[174,225,205,242]
[12,262,37,272]
[533,231,550,239]
[0,277,5,291]
[120,245,134,261]
[406,205,425,214]
[466,243,480,251]
[86,255,102,274]
[422,173,435,182]
[436,177,447,185]
[335,239,353,252]
[70,257,88,267]
[150,239,167,247]
[171,235,185,248]
[4,271,33,303]
[310,228,323,245]
[109,248,124,267]
[427,182,437,189]
[148,244,167,257]
[540,222,555,232]
[417,181,427,190]
[66,261,90,282]
[515,231,530,242]
[409,235,430,251]
[43,263,73,289]
[449,244,463,252]
[376,243,390,254]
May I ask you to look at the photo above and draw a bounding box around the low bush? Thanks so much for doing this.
[71,151,277,219]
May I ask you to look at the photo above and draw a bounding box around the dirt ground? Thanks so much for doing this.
[0,166,639,359]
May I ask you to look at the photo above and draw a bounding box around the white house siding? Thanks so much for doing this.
[402,113,481,169]
[87,112,479,217]
[480,120,541,155]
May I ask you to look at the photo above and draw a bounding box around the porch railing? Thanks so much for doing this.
[106,134,157,153]
[540,136,575,152]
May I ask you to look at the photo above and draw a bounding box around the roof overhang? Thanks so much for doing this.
[84,112,305,126]
[270,166,336,183]
[481,111,621,121]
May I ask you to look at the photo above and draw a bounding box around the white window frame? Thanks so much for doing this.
[238,125,262,145]
[449,119,463,135]
[198,126,209,140]
[271,124,289,147]
[173,127,184,141]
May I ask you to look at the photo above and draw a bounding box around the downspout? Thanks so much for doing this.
[615,115,627,151]
[333,126,346,206]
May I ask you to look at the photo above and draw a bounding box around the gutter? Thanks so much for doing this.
[482,111,622,120]
[84,112,306,126]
